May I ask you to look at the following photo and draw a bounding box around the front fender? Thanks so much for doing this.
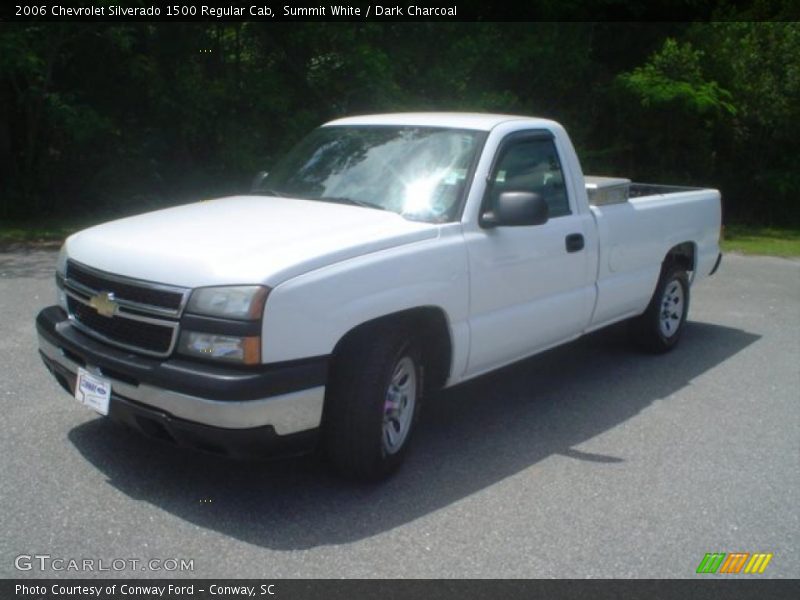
[261,227,469,374]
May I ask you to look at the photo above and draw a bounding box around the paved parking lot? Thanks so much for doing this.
[1,249,798,578]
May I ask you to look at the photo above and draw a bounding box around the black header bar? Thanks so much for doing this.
[2,0,796,23]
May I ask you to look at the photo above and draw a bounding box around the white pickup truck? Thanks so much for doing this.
[37,113,722,480]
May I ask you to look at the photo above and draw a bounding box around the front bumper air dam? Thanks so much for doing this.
[36,306,327,458]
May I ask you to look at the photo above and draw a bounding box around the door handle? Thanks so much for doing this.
[565,233,584,253]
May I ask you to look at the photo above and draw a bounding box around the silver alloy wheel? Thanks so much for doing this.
[382,356,417,455]
[659,278,685,338]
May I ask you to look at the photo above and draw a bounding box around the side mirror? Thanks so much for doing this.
[250,170,269,192]
[481,191,549,228]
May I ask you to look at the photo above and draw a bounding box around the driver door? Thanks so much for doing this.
[464,130,595,376]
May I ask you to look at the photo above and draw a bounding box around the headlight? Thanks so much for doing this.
[186,286,269,320]
[178,332,261,365]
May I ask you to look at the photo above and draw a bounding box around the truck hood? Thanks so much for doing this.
[65,196,438,288]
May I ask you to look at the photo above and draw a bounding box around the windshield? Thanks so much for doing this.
[256,125,486,222]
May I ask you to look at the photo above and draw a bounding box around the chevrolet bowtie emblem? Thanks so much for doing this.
[89,291,118,318]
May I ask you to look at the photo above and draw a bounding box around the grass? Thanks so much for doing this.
[0,217,104,247]
[2,217,799,258]
[721,225,800,258]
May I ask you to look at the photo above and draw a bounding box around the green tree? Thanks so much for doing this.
[699,22,800,224]
[613,38,735,184]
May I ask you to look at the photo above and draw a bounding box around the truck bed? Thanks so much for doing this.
[585,175,705,206]
[628,183,703,198]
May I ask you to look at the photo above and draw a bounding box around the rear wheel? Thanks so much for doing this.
[323,324,422,481]
[632,266,690,353]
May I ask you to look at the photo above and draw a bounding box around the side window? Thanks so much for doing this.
[487,137,571,218]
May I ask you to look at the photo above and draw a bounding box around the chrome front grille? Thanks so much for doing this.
[63,260,190,357]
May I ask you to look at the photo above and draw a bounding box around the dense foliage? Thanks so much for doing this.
[1,20,798,224]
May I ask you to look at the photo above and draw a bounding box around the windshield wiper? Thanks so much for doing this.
[317,196,387,211]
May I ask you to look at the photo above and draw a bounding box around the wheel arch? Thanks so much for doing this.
[663,241,696,276]
[329,306,453,394]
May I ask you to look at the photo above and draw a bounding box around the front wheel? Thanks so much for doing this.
[632,266,690,353]
[323,325,422,481]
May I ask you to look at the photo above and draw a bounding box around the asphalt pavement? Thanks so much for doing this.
[1,248,798,578]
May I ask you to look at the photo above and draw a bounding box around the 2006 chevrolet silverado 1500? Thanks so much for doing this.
[37,113,722,480]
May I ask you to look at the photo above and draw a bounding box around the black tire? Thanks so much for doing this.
[323,323,422,481]
[632,266,690,353]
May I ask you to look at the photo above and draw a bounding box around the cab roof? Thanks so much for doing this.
[324,112,555,132]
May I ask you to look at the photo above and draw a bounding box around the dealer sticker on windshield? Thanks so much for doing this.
[75,367,111,416]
